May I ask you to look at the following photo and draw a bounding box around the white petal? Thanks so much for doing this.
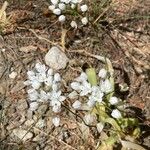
[54,73,61,82]
[72,100,81,109]
[98,68,107,79]
[70,21,78,29]
[48,5,55,11]
[68,91,78,99]
[80,4,88,12]
[84,114,94,125]
[9,71,17,79]
[71,82,81,91]
[58,3,66,10]
[53,8,61,15]
[81,17,88,25]
[51,0,59,5]
[111,109,122,119]
[109,97,118,105]
[52,117,60,127]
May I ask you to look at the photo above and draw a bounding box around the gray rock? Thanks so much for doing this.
[45,46,69,70]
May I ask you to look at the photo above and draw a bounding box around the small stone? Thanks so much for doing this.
[13,128,33,142]
[45,46,69,70]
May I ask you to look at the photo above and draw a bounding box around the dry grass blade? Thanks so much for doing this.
[0,1,10,29]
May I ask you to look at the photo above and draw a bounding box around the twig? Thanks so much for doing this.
[29,29,57,45]
[33,127,77,150]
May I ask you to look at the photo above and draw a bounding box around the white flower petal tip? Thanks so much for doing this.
[80,4,88,12]
[70,82,81,91]
[70,21,78,29]
[58,15,66,22]
[81,17,88,25]
[51,0,59,5]
[100,79,113,93]
[96,122,104,133]
[54,73,61,82]
[98,68,107,79]
[72,100,81,109]
[109,97,118,105]
[48,5,55,11]
[52,117,60,127]
[58,3,66,10]
[53,8,61,15]
[111,109,122,119]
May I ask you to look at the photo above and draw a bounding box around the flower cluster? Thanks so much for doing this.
[70,68,122,119]
[48,0,88,27]
[24,63,66,126]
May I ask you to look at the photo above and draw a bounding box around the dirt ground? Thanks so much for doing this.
[0,0,150,150]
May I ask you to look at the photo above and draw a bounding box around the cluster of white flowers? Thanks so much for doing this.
[24,62,66,127]
[70,68,122,119]
[48,0,88,26]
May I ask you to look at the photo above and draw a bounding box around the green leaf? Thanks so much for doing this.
[86,68,97,86]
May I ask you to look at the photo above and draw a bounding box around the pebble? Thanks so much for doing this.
[12,128,33,142]
[45,46,69,70]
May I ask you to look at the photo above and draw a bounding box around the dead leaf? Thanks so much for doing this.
[19,45,37,53]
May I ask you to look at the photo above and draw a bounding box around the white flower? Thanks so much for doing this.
[75,72,87,82]
[35,63,46,73]
[98,68,107,79]
[84,114,94,125]
[27,70,35,78]
[9,71,17,79]
[45,76,53,86]
[80,4,88,12]
[54,73,61,82]
[100,79,113,93]
[47,68,53,76]
[48,5,55,11]
[109,97,118,105]
[80,81,91,96]
[53,8,61,15]
[31,80,41,89]
[27,89,39,101]
[50,91,66,112]
[58,3,66,10]
[71,3,76,9]
[111,109,122,119]
[52,83,58,91]
[96,122,104,133]
[71,0,78,3]
[51,0,59,5]
[56,13,66,23]
[24,80,31,86]
[52,117,60,127]
[70,21,77,28]
[71,82,81,91]
[91,86,104,103]
[72,100,81,109]
[29,102,39,111]
[39,90,49,102]
[64,0,71,4]
[81,17,88,25]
